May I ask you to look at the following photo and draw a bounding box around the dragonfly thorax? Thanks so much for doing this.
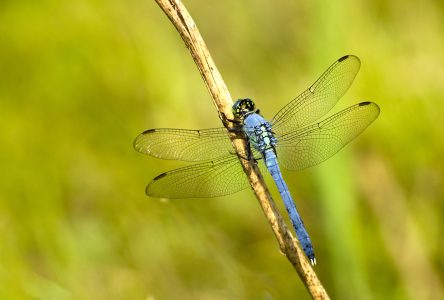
[243,114,277,153]
[232,98,256,119]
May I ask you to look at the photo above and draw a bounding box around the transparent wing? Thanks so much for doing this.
[134,127,234,162]
[146,156,267,199]
[271,55,361,133]
[276,102,380,171]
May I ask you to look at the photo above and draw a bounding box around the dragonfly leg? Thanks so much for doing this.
[229,144,252,161]
[233,152,249,161]
[221,112,242,124]
[245,139,254,160]
[227,127,244,134]
[228,139,257,162]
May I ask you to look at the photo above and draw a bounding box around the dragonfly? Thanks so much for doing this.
[134,55,380,265]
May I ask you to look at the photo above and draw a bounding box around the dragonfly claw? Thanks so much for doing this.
[310,257,317,266]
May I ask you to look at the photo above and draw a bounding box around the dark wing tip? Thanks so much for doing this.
[145,173,167,197]
[338,54,361,64]
[338,55,350,62]
[142,129,156,134]
[133,129,156,152]
[358,101,381,118]
[153,172,167,181]
[359,101,380,110]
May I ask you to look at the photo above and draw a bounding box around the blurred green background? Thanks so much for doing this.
[1,0,443,299]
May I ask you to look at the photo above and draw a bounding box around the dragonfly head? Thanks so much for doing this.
[232,98,256,119]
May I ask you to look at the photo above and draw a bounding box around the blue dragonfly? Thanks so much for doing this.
[134,55,380,265]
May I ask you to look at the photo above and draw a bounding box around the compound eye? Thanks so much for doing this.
[244,99,255,111]
[232,98,256,118]
[232,100,242,118]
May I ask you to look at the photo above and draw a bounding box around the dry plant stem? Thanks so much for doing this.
[153,0,329,299]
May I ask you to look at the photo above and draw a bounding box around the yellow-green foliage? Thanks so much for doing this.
[0,0,443,299]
